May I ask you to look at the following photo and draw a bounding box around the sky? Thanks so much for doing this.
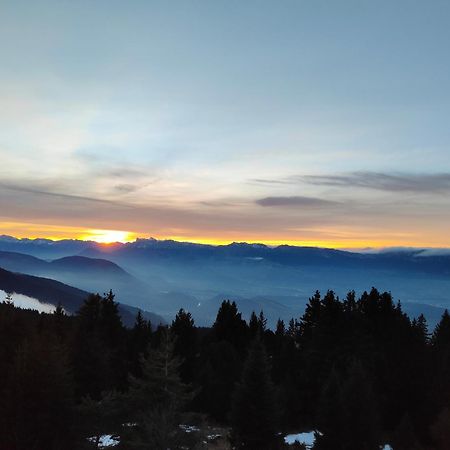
[1,0,450,247]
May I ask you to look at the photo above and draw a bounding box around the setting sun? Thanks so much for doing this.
[79,229,137,244]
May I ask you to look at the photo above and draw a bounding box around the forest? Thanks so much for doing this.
[0,288,449,450]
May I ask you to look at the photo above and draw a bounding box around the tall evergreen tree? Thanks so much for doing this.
[2,336,76,450]
[315,362,380,450]
[230,338,279,450]
[120,328,191,449]
[171,308,197,382]
[212,300,248,350]
[430,310,450,420]
[128,310,152,377]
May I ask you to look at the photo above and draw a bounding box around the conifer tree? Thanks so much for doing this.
[3,337,76,450]
[128,310,152,377]
[339,361,380,450]
[315,362,380,450]
[73,292,126,397]
[249,311,259,337]
[275,319,285,337]
[171,308,197,382]
[432,310,450,350]
[315,368,344,450]
[212,300,248,350]
[230,338,279,450]
[121,328,191,449]
[431,310,450,417]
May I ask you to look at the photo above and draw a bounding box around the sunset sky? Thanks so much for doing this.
[1,1,450,247]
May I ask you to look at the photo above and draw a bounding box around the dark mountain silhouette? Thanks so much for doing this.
[1,237,450,327]
[2,235,450,278]
[0,266,87,312]
[0,267,164,326]
[0,251,132,279]
[0,251,155,310]
[0,235,101,259]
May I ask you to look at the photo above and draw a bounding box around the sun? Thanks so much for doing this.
[79,229,137,244]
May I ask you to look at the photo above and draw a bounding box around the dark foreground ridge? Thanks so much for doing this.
[0,287,449,449]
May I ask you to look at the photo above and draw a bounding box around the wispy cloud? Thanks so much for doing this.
[252,172,450,194]
[256,196,338,207]
[302,172,450,194]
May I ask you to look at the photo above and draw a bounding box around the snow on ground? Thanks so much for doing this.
[284,434,393,449]
[87,434,119,448]
[284,431,316,447]
[0,290,56,313]
[179,424,201,433]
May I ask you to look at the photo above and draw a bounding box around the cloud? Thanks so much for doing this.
[256,196,337,207]
[0,181,122,206]
[249,178,292,185]
[301,172,450,193]
[113,181,154,194]
[0,181,346,239]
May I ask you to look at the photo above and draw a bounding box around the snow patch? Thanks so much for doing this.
[179,424,200,433]
[0,290,56,313]
[284,431,316,447]
[87,435,119,448]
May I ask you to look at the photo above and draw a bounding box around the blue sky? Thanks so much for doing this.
[1,0,450,246]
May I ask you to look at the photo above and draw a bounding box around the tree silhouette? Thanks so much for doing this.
[231,338,279,449]
[121,328,191,449]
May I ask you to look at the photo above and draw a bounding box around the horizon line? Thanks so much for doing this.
[2,233,449,253]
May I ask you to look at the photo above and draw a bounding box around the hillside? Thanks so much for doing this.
[1,237,450,327]
[0,267,164,326]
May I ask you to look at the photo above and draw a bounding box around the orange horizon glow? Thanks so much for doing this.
[78,229,139,244]
[1,221,450,249]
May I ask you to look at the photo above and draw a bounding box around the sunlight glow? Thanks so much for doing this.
[1,221,449,249]
[79,229,137,244]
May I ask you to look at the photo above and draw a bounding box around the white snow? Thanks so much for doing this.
[0,290,56,313]
[284,431,316,447]
[87,434,119,448]
[179,424,200,433]
[284,433,393,449]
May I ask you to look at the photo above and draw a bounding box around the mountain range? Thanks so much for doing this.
[0,235,449,327]
[0,266,163,326]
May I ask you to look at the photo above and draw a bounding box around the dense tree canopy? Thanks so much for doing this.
[0,288,449,449]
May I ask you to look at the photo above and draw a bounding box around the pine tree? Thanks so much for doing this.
[431,310,450,413]
[128,310,152,377]
[315,368,344,450]
[315,362,380,450]
[73,292,127,398]
[249,311,259,337]
[171,308,197,382]
[212,300,248,350]
[3,336,76,450]
[432,310,450,350]
[275,319,285,338]
[339,361,380,450]
[415,314,429,343]
[195,339,241,421]
[121,328,191,449]
[230,338,279,450]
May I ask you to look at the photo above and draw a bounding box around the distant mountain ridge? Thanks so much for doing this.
[1,235,450,328]
[0,250,147,306]
[0,251,130,276]
[2,234,450,273]
[0,266,164,326]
